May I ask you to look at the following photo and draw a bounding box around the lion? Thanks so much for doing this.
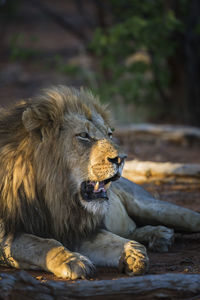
[0,86,200,279]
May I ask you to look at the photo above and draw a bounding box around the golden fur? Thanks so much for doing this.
[0,86,148,278]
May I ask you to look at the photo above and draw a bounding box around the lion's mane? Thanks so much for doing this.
[0,86,111,249]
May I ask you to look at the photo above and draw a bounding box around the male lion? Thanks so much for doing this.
[0,86,200,279]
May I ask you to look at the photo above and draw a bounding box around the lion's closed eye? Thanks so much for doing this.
[77,132,91,142]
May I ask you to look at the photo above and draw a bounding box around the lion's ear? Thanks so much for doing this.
[22,108,41,132]
[22,103,62,141]
[22,91,64,133]
[22,99,55,131]
[22,107,51,141]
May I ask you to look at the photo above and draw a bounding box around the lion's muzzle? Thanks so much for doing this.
[81,153,126,202]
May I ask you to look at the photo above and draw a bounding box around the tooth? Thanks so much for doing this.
[94,182,99,191]
[105,182,111,190]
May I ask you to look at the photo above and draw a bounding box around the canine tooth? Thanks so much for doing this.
[105,182,111,190]
[94,182,99,191]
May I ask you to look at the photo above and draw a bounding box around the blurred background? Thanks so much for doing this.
[1,0,200,125]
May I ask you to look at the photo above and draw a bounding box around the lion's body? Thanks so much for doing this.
[0,86,199,279]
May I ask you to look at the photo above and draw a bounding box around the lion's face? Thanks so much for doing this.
[22,86,126,216]
[59,110,126,215]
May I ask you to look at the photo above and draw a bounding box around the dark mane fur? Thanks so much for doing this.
[0,87,107,250]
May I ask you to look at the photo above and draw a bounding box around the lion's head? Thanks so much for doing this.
[0,86,126,245]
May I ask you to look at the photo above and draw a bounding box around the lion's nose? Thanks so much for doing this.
[107,154,127,166]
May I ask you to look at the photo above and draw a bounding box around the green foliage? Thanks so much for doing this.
[90,0,186,120]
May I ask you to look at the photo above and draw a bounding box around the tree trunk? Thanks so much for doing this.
[185,0,200,126]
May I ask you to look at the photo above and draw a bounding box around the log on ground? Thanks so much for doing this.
[1,270,200,299]
[123,160,200,183]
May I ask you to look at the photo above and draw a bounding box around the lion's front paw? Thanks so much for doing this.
[46,247,95,279]
[119,241,149,276]
[148,226,174,253]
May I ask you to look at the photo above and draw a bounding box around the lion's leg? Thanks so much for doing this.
[112,177,200,233]
[106,188,174,252]
[0,231,94,279]
[129,225,174,252]
[105,197,174,252]
[79,229,149,276]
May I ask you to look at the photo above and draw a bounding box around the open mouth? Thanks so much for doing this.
[81,173,120,201]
